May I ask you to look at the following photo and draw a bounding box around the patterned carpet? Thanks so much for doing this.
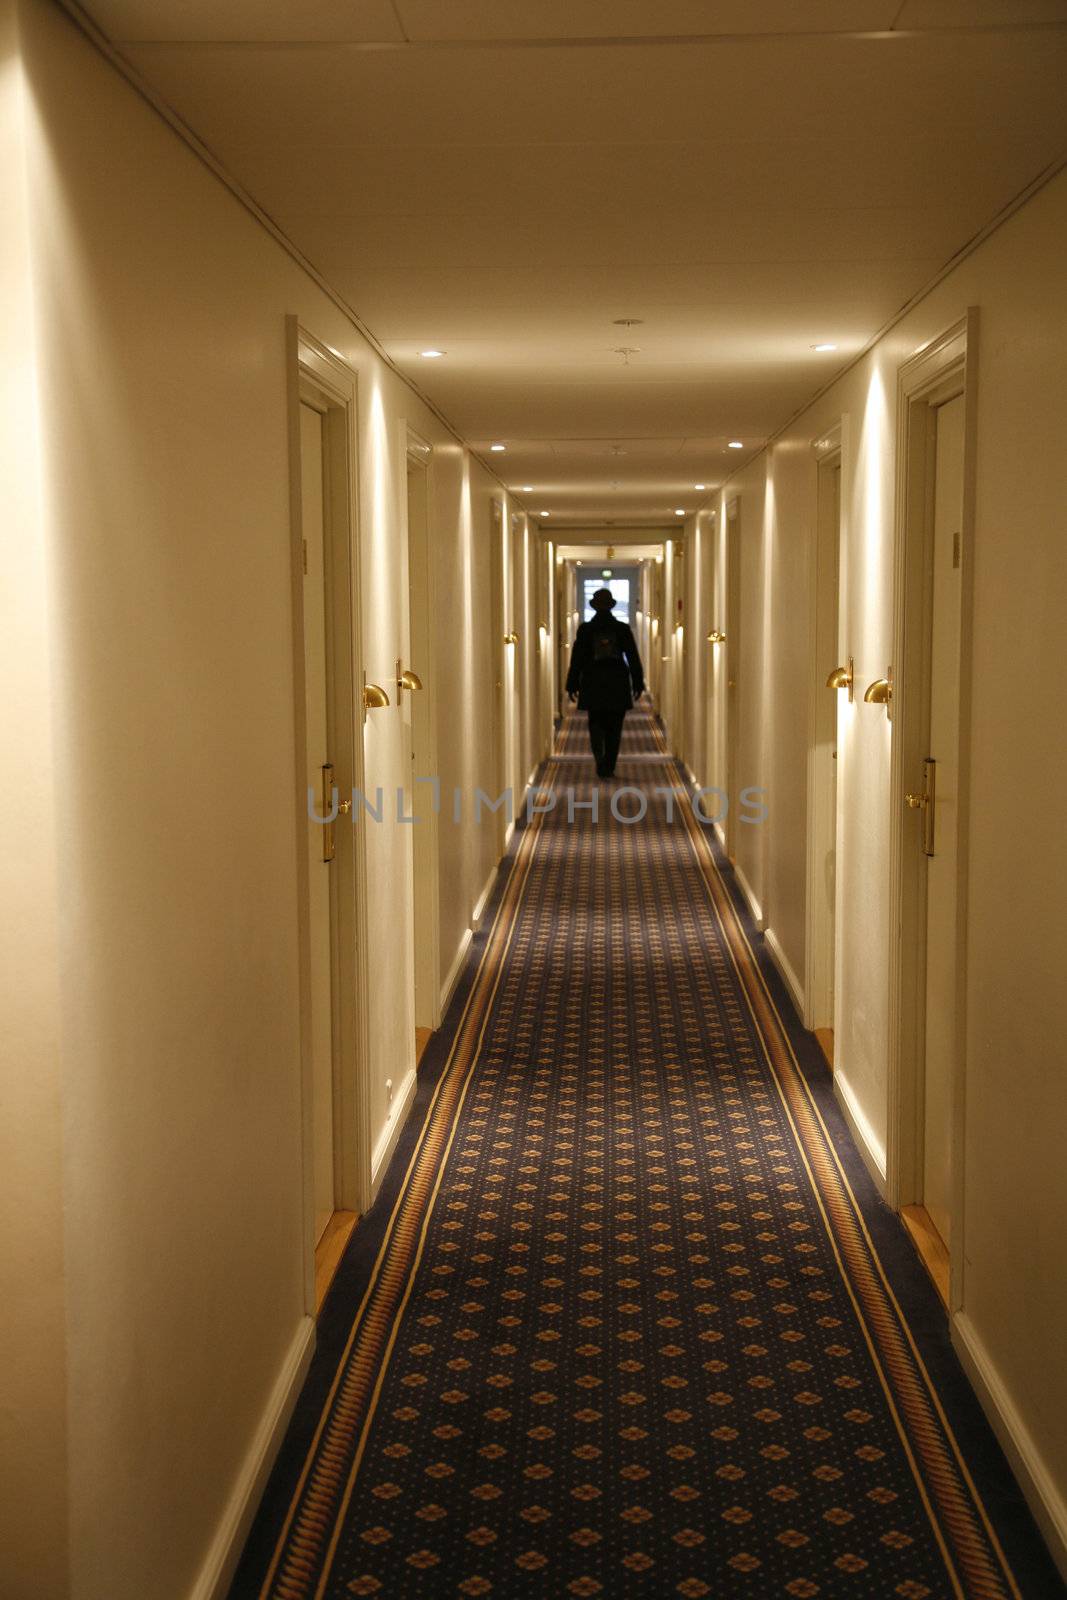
[232,709,1062,1600]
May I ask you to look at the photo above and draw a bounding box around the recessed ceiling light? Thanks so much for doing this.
[694,483,706,490]
[539,511,550,517]
[490,442,506,452]
[813,343,838,352]
[521,485,534,492]
[419,348,444,358]
[728,441,743,450]
[675,508,686,516]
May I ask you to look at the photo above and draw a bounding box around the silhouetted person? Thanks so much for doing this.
[566,588,645,778]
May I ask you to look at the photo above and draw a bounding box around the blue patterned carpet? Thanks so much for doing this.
[230,709,1062,1600]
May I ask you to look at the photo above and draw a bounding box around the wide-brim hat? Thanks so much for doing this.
[590,587,616,608]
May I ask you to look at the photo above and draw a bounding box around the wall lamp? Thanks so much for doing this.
[363,671,390,712]
[863,667,893,719]
[396,659,423,694]
[504,631,519,645]
[825,656,854,702]
[707,629,727,644]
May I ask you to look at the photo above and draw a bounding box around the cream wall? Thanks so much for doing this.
[0,3,70,1591]
[430,452,509,1006]
[671,168,1067,1561]
[4,2,549,1596]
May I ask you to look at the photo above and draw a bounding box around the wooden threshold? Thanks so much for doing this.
[415,1026,433,1067]
[314,1209,359,1315]
[814,1027,834,1069]
[900,1203,949,1310]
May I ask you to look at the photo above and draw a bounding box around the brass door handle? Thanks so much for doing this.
[906,758,936,855]
[321,763,336,863]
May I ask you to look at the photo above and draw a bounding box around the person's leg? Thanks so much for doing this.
[587,710,607,772]
[603,711,625,775]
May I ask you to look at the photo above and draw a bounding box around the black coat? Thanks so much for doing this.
[566,614,645,712]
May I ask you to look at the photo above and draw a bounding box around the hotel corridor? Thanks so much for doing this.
[6,5,1067,1596]
[231,709,1056,1599]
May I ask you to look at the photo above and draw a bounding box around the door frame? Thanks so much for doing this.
[805,420,846,1032]
[286,319,372,1309]
[403,426,442,1027]
[886,311,978,1314]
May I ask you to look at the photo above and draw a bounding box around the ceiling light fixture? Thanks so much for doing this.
[521,485,534,492]
[490,443,506,452]
[419,349,444,358]
[813,343,838,352]
[694,483,706,490]
[675,508,685,516]
[728,441,743,450]
[613,318,644,326]
[539,511,550,517]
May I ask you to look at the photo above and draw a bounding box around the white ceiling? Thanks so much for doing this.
[80,0,1067,523]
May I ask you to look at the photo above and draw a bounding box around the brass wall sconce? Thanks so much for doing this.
[504,631,519,646]
[863,668,893,719]
[362,671,390,712]
[826,656,854,702]
[396,659,423,694]
[707,629,726,644]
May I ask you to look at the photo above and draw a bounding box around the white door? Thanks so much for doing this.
[827,464,841,1023]
[406,459,437,1032]
[300,400,336,1247]
[725,510,741,860]
[673,544,686,762]
[489,501,510,855]
[922,393,965,1248]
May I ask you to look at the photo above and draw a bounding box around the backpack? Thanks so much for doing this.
[591,623,623,663]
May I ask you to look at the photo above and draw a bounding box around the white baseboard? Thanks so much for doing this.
[832,1069,887,1196]
[952,1312,1067,1582]
[191,1314,316,1600]
[439,861,500,1019]
[439,927,472,1018]
[470,861,498,930]
[764,926,805,1020]
[732,861,766,930]
[370,1064,418,1199]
